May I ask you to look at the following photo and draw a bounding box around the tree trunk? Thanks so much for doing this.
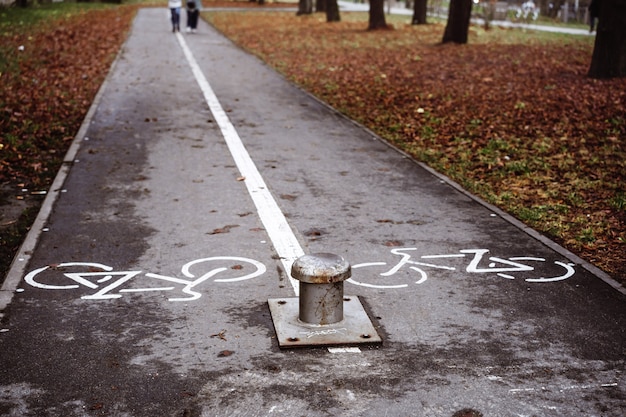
[326,0,341,21]
[297,0,313,15]
[368,0,389,30]
[588,0,626,78]
[546,0,565,18]
[316,0,327,13]
[412,0,428,24]
[442,0,472,44]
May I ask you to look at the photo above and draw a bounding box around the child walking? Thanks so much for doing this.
[168,0,182,32]
[186,0,199,33]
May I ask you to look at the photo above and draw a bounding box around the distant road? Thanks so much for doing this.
[337,0,593,36]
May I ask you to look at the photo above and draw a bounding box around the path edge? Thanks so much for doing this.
[0,16,136,319]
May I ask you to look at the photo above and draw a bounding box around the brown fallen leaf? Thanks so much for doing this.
[211,330,227,340]
[208,224,239,235]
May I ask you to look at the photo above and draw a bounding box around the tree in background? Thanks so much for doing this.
[368,0,389,29]
[588,0,626,78]
[412,0,428,25]
[480,0,495,30]
[442,0,472,43]
[543,0,565,18]
[297,0,313,15]
[326,0,340,21]
[299,0,338,20]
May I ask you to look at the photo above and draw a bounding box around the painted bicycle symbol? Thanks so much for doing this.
[347,248,576,289]
[23,248,577,301]
[24,256,266,302]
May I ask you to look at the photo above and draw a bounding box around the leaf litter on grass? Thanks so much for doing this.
[0,4,139,281]
[205,10,625,283]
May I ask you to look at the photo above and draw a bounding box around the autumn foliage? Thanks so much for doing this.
[0,5,138,188]
[0,4,138,277]
[205,11,625,282]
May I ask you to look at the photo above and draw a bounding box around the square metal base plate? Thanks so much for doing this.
[268,296,382,348]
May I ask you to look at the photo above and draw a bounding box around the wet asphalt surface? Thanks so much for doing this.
[0,8,624,417]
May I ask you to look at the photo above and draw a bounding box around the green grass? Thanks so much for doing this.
[0,1,118,26]
[0,1,120,74]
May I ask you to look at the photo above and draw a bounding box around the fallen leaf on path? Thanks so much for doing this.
[208,225,239,235]
[211,330,228,340]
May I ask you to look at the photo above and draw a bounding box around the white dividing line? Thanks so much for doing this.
[509,382,619,394]
[175,33,303,295]
[327,347,362,353]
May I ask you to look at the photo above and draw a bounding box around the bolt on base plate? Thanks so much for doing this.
[268,296,382,348]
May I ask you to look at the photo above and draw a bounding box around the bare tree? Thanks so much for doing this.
[588,0,626,78]
[369,0,389,30]
[326,0,340,21]
[442,0,472,44]
[297,0,313,15]
[412,0,428,25]
[544,0,566,18]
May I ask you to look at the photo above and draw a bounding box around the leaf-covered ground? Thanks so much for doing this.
[0,4,139,278]
[204,9,625,283]
[0,4,624,286]
[1,4,138,187]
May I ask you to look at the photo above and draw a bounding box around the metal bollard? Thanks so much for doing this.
[291,253,351,325]
[268,252,381,348]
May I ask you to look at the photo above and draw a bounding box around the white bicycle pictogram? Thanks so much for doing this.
[347,248,576,289]
[24,256,266,302]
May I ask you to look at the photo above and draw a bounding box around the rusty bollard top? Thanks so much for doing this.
[291,253,351,284]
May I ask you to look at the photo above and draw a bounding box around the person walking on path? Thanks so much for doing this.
[186,0,199,33]
[169,0,182,32]
[588,0,601,33]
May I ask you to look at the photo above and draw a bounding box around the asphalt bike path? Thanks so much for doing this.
[0,8,624,417]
